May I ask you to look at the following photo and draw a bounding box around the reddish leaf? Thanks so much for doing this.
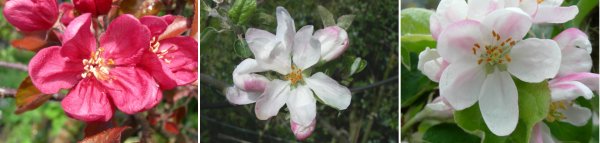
[163,107,186,135]
[14,76,52,114]
[84,120,118,137]
[79,126,131,143]
[164,122,179,134]
[12,35,47,51]
[190,0,198,39]
[158,16,188,40]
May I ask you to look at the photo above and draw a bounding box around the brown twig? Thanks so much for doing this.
[0,61,28,71]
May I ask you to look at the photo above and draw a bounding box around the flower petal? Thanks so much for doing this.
[100,14,150,65]
[533,5,578,23]
[29,46,83,94]
[59,3,75,25]
[225,86,261,105]
[439,62,485,110]
[2,0,58,32]
[140,16,169,37]
[530,123,557,143]
[559,103,592,126]
[481,8,532,41]
[313,26,349,61]
[430,0,468,40]
[255,80,290,120]
[549,81,593,101]
[507,38,561,83]
[61,79,113,122]
[61,13,95,61]
[290,119,316,141]
[233,59,269,92]
[293,25,320,69]
[467,0,504,21]
[73,0,112,16]
[551,72,599,91]
[287,85,317,126]
[245,28,276,59]
[437,20,482,64]
[418,48,448,82]
[304,72,352,110]
[157,37,199,85]
[479,70,518,136]
[553,28,592,75]
[256,40,292,74]
[275,6,296,51]
[102,67,161,114]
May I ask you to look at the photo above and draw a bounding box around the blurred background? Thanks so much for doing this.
[200,0,399,142]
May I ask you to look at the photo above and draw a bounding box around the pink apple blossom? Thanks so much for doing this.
[437,8,561,135]
[73,0,112,16]
[2,0,58,32]
[313,26,349,61]
[28,14,161,122]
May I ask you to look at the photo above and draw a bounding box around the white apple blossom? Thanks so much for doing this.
[313,26,350,61]
[225,6,352,140]
[436,8,562,136]
[417,47,449,82]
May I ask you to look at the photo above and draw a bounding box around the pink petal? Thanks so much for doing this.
[2,0,58,32]
[139,51,178,90]
[553,28,592,76]
[100,14,150,66]
[61,13,95,61]
[59,3,75,25]
[29,46,83,94]
[290,119,316,141]
[313,26,349,62]
[481,8,532,42]
[550,81,593,101]
[140,16,169,37]
[159,37,199,86]
[550,72,599,91]
[102,67,162,114]
[73,0,112,16]
[430,0,468,40]
[61,79,114,122]
[533,5,578,23]
[437,20,481,64]
[225,86,261,105]
[233,59,269,92]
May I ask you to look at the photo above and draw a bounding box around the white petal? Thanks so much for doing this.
[255,80,291,120]
[225,86,261,105]
[287,85,317,126]
[246,28,276,57]
[304,72,352,110]
[233,59,270,92]
[437,20,482,64]
[481,8,532,41]
[293,25,320,69]
[551,72,599,91]
[431,0,468,39]
[255,41,292,74]
[439,62,485,110]
[479,70,519,136]
[549,81,593,101]
[313,26,349,61]
[418,48,445,82]
[276,7,296,51]
[467,0,504,21]
[554,28,592,75]
[533,5,578,23]
[417,47,439,72]
[518,0,539,16]
[507,38,561,83]
[559,103,592,126]
[530,123,557,143]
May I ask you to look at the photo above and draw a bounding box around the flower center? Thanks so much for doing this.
[82,48,114,81]
[471,30,514,73]
[545,101,571,122]
[537,0,544,4]
[285,65,303,85]
[149,37,174,64]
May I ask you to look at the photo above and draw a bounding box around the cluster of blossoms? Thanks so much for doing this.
[225,7,351,140]
[418,0,598,139]
[3,0,198,122]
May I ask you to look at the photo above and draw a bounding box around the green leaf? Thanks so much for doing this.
[227,0,257,25]
[401,34,436,53]
[572,0,599,27]
[454,78,551,142]
[400,8,433,35]
[423,123,480,143]
[545,97,593,142]
[349,57,367,76]
[400,53,435,107]
[317,5,336,27]
[336,15,356,30]
[233,38,252,58]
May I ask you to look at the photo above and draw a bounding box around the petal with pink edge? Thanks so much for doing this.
[481,8,532,42]
[553,28,592,76]
[439,62,485,110]
[255,80,290,120]
[507,38,561,83]
[2,0,58,32]
[437,20,482,64]
[225,86,261,105]
[29,46,83,94]
[550,72,599,91]
[287,85,317,127]
[549,81,593,101]
[479,70,518,136]
[100,14,150,66]
[290,119,316,141]
[533,6,578,23]
[61,79,113,122]
[430,0,467,40]
[102,67,161,114]
[313,26,349,61]
[233,59,269,92]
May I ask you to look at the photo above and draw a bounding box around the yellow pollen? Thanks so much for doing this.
[537,0,544,4]
[546,101,571,122]
[149,37,174,64]
[285,65,303,85]
[81,48,115,81]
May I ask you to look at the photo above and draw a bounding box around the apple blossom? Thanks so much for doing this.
[60,3,76,25]
[28,14,161,122]
[504,0,579,23]
[2,0,58,32]
[73,0,112,16]
[227,7,352,140]
[530,123,558,143]
[139,15,199,90]
[417,47,449,82]
[437,8,561,135]
[313,26,349,61]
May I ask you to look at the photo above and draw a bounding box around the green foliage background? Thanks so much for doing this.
[200,0,399,142]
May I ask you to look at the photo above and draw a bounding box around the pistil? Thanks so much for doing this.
[81,48,114,81]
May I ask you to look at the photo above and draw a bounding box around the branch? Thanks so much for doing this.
[0,61,28,71]
[350,75,398,93]
[199,73,229,90]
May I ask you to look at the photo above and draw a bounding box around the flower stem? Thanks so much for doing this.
[400,108,431,137]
